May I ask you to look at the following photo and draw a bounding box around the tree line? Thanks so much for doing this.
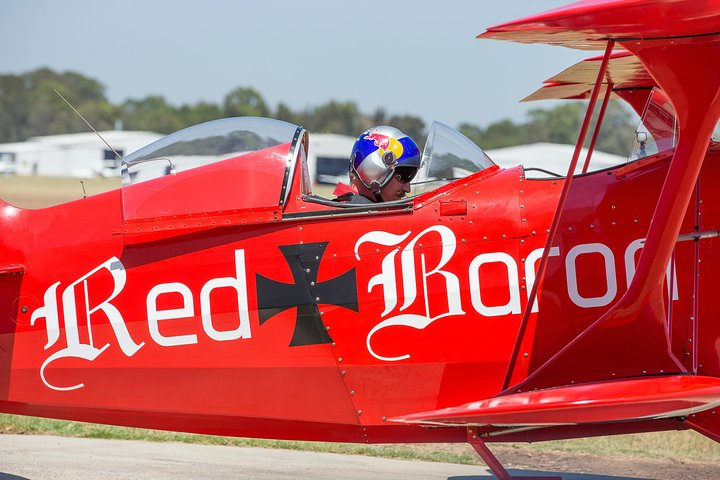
[0,68,636,156]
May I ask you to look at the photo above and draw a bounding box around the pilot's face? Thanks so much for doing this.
[379,172,413,202]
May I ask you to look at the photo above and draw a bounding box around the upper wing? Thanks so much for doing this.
[478,0,720,50]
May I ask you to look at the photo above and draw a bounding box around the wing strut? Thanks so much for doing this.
[581,82,613,173]
[501,40,616,392]
[468,428,560,480]
[505,33,720,393]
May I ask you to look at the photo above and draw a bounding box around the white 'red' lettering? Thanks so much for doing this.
[200,249,252,341]
[147,282,197,347]
[31,258,142,391]
[32,249,251,390]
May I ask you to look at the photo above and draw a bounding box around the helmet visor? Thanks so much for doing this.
[394,166,417,184]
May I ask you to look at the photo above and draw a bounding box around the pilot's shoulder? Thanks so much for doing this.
[332,182,373,204]
[333,191,374,204]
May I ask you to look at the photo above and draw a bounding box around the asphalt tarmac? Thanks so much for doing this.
[0,434,654,480]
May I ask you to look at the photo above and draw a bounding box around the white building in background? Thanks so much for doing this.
[487,142,628,177]
[307,133,354,186]
[0,130,354,185]
[0,131,163,178]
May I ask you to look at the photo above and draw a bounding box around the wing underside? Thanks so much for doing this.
[521,50,655,102]
[393,375,720,427]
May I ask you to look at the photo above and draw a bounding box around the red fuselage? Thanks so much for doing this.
[1,139,718,443]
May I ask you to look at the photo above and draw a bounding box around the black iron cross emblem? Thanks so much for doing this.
[256,242,358,346]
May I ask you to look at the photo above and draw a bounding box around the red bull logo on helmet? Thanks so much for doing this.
[364,132,404,166]
[365,132,391,150]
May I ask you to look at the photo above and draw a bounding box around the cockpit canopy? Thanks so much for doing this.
[121,117,300,221]
[120,117,496,223]
[414,121,495,195]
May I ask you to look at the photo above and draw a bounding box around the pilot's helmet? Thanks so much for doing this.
[350,126,421,189]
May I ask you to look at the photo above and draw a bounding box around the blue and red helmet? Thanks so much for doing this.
[350,126,421,189]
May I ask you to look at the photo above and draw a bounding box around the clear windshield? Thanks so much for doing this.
[412,121,495,195]
[629,88,677,160]
[121,117,299,221]
[122,117,298,185]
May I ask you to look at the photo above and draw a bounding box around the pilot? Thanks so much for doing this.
[333,126,421,204]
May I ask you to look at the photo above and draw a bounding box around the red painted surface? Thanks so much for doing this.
[396,375,720,425]
[479,0,720,49]
[0,0,718,453]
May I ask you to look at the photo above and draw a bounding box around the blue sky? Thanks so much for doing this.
[0,1,587,128]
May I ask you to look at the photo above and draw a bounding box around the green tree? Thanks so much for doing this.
[57,70,107,103]
[178,102,223,127]
[525,103,583,145]
[388,115,425,143]
[29,69,114,135]
[274,102,302,126]
[26,78,77,136]
[307,100,362,134]
[458,120,526,149]
[595,101,636,156]
[482,119,527,149]
[458,123,485,148]
[371,108,387,126]
[0,74,31,142]
[223,87,270,118]
[459,101,636,156]
[119,96,184,133]
[0,67,642,157]
[0,68,114,142]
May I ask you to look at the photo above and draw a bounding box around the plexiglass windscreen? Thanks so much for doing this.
[629,88,677,160]
[121,117,299,221]
[412,121,495,195]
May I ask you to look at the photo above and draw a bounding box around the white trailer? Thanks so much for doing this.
[307,133,355,186]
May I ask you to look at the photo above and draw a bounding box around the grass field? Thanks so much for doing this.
[0,175,719,467]
[1,413,719,466]
[0,175,120,208]
[0,175,338,208]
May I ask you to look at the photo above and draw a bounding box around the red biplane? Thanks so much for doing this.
[2,0,720,478]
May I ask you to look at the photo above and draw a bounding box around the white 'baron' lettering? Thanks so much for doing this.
[356,226,679,362]
[356,226,464,361]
